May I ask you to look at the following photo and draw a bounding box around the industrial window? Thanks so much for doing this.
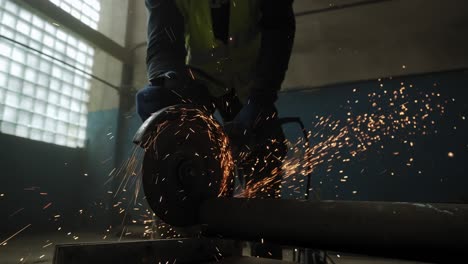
[0,0,98,148]
[49,0,101,30]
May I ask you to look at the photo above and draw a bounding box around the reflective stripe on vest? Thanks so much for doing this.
[175,0,262,100]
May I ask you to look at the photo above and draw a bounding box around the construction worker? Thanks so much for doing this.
[136,0,295,257]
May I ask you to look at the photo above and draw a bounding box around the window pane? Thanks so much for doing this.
[44,23,56,35]
[18,8,32,22]
[5,91,19,107]
[50,78,61,91]
[50,0,101,28]
[79,114,87,127]
[29,40,41,51]
[56,29,67,41]
[58,108,68,121]
[0,57,8,73]
[1,121,15,134]
[69,112,79,123]
[48,91,59,104]
[57,121,67,134]
[0,72,6,87]
[46,104,57,118]
[72,88,82,99]
[51,66,62,79]
[0,41,12,57]
[34,100,46,115]
[7,77,22,93]
[22,82,34,97]
[31,114,44,128]
[68,125,77,137]
[30,28,43,42]
[70,100,80,112]
[16,20,30,35]
[17,110,31,125]
[0,0,94,148]
[37,73,48,86]
[39,60,52,74]
[5,1,18,13]
[55,40,65,53]
[42,47,53,57]
[26,53,39,68]
[59,2,72,13]
[35,86,47,100]
[62,83,72,95]
[20,96,33,109]
[11,48,26,64]
[62,69,73,83]
[30,128,43,141]
[24,68,37,83]
[0,25,14,38]
[1,12,16,27]
[10,62,24,77]
[43,34,55,48]
[55,134,66,145]
[16,125,29,138]
[78,129,86,140]
[59,95,70,108]
[44,118,57,132]
[31,16,44,29]
[42,131,54,143]
[66,46,77,59]
[3,106,17,122]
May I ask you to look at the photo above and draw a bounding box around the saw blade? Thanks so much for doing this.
[141,106,232,227]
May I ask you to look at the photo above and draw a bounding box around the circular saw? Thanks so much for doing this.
[133,105,234,227]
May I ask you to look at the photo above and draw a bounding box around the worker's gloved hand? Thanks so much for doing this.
[224,92,278,151]
[225,91,287,184]
[136,71,212,122]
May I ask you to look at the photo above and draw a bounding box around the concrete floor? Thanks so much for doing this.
[0,231,430,264]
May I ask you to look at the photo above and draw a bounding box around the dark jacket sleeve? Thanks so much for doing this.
[145,0,186,82]
[252,0,296,102]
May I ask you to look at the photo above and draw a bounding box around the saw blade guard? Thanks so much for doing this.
[135,105,234,226]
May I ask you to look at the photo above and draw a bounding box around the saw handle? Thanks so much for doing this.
[228,116,316,201]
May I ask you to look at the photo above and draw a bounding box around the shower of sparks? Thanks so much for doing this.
[221,80,452,198]
[42,243,53,248]
[9,208,24,217]
[0,224,32,246]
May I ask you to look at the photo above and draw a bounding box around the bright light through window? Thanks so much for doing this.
[0,0,95,148]
[49,0,101,30]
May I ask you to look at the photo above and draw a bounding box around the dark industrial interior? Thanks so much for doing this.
[0,0,467,263]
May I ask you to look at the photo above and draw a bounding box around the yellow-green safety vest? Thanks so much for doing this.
[175,0,262,101]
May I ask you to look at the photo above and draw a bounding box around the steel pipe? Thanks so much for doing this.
[200,198,468,263]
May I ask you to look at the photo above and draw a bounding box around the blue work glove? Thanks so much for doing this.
[136,83,181,122]
[136,71,212,122]
[224,94,279,150]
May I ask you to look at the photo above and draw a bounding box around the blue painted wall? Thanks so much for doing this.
[0,108,119,233]
[84,108,119,225]
[0,133,88,233]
